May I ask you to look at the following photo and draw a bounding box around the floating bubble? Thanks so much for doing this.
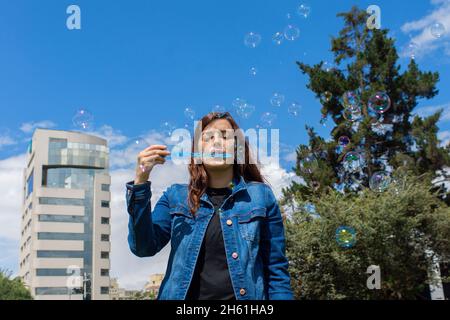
[299,154,318,174]
[244,32,262,48]
[184,107,196,120]
[72,108,93,130]
[406,41,418,59]
[430,22,445,38]
[270,92,285,107]
[343,151,362,172]
[232,98,247,109]
[249,66,258,76]
[260,112,277,127]
[322,91,332,103]
[341,90,362,110]
[272,32,284,45]
[338,136,350,147]
[297,4,311,18]
[369,171,392,192]
[288,102,301,117]
[286,13,292,20]
[284,25,300,41]
[236,103,255,119]
[160,121,176,137]
[335,226,356,248]
[368,91,391,114]
[320,115,328,127]
[322,61,335,72]
[342,108,362,122]
[212,104,226,113]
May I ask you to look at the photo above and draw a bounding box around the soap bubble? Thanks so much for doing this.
[72,108,93,130]
[335,226,356,248]
[232,98,247,111]
[430,22,445,38]
[212,104,226,113]
[249,66,258,76]
[338,136,350,147]
[236,103,255,119]
[272,32,284,45]
[406,41,418,59]
[341,90,362,110]
[343,151,362,172]
[260,112,277,127]
[368,91,391,114]
[299,154,318,174]
[297,4,311,18]
[288,102,301,117]
[342,108,362,122]
[184,107,196,120]
[270,92,285,107]
[244,32,262,48]
[322,91,332,103]
[369,171,392,192]
[160,121,176,137]
[284,25,300,41]
[322,61,335,72]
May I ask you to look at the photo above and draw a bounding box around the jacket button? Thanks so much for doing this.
[232,252,238,259]
[239,288,246,296]
[226,219,232,226]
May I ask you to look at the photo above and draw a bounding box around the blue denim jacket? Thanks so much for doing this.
[126,175,294,300]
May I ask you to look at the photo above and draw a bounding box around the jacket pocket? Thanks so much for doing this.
[237,207,266,242]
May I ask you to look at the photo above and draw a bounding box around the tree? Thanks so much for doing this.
[0,269,33,300]
[282,6,450,299]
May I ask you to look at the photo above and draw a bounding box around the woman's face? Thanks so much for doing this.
[198,118,235,170]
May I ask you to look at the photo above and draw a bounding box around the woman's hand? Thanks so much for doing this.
[134,145,170,185]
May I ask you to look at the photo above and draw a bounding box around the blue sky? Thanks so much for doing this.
[0,0,449,289]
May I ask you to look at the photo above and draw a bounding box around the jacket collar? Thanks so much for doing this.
[200,174,247,204]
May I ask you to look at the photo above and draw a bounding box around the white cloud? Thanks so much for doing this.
[415,103,450,121]
[438,130,450,146]
[86,125,128,148]
[400,0,450,59]
[19,120,56,134]
[0,134,16,149]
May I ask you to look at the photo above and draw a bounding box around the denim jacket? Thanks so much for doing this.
[126,175,294,300]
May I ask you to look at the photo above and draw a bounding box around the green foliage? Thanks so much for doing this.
[285,173,450,299]
[0,269,33,300]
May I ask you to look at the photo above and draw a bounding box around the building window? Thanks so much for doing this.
[101,200,110,208]
[101,234,109,242]
[37,250,85,258]
[100,269,109,277]
[36,268,84,277]
[35,287,70,295]
[101,251,109,259]
[100,287,109,295]
[39,197,84,206]
[26,170,34,198]
[101,184,110,192]
[38,214,84,223]
[101,217,109,225]
[37,232,86,241]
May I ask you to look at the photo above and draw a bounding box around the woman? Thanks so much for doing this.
[126,111,294,300]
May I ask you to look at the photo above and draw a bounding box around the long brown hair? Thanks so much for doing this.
[188,112,266,215]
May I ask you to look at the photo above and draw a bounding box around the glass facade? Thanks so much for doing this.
[48,138,108,168]
[34,137,110,300]
[35,287,72,295]
[26,170,34,198]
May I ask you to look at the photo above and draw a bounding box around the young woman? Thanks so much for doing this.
[126,111,294,300]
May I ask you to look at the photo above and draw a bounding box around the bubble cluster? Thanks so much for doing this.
[335,226,357,248]
[369,171,392,192]
[72,108,93,130]
[236,103,255,119]
[244,32,262,48]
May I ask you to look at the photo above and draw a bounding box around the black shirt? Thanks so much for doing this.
[186,186,236,300]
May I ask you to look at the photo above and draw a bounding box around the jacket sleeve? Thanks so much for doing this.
[126,181,172,257]
[260,186,295,300]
